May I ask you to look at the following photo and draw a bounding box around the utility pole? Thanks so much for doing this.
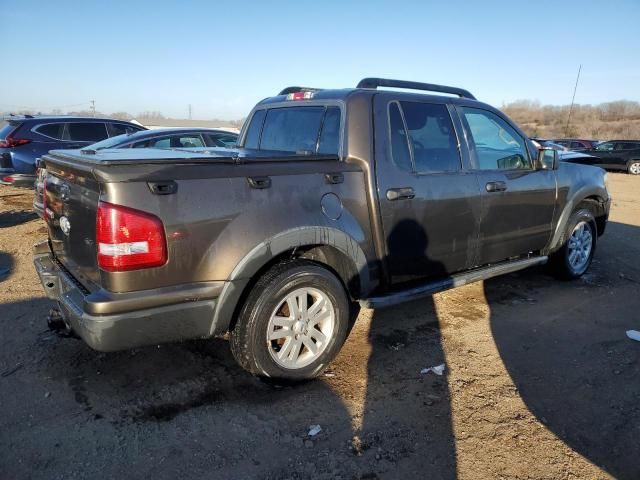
[188,104,192,120]
[90,100,96,117]
[565,64,581,136]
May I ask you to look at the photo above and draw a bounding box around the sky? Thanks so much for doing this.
[1,0,639,120]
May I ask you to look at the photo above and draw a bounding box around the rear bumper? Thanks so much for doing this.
[0,170,36,188]
[33,240,224,352]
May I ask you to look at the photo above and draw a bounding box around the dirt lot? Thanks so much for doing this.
[1,174,639,480]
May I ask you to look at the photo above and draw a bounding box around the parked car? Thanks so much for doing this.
[531,138,569,152]
[549,138,599,151]
[32,128,239,219]
[34,78,610,380]
[557,140,640,174]
[0,115,145,187]
[86,127,238,150]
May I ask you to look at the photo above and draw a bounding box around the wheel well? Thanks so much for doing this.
[227,245,360,332]
[579,196,607,236]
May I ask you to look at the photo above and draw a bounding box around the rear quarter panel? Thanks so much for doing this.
[99,160,376,294]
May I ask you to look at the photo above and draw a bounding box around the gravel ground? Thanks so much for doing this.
[1,173,639,480]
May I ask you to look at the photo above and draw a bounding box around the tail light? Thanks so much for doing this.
[2,175,14,183]
[0,137,31,148]
[286,91,314,101]
[96,201,167,272]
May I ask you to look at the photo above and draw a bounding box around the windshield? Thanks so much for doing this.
[88,134,131,150]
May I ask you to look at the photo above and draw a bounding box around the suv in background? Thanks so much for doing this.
[86,127,238,150]
[0,116,145,187]
[550,138,599,151]
[577,140,640,174]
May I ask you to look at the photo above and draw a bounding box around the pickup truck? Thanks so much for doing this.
[34,78,610,380]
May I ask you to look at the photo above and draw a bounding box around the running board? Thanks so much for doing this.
[360,256,548,309]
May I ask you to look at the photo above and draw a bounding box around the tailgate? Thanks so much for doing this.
[44,159,101,290]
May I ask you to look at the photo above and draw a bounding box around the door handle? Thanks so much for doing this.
[247,176,271,189]
[386,187,415,201]
[485,181,507,192]
[324,172,344,184]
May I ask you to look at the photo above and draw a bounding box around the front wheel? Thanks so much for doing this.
[230,259,350,380]
[628,160,640,175]
[549,208,597,279]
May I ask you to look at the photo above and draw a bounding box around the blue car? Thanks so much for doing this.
[32,127,239,218]
[0,115,145,187]
[86,127,238,151]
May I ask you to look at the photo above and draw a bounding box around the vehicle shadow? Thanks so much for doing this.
[355,219,456,477]
[485,220,640,480]
[0,210,37,228]
[0,252,14,282]
[0,189,38,228]
[1,220,457,480]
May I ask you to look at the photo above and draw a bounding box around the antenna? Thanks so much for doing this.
[90,100,96,117]
[565,64,582,136]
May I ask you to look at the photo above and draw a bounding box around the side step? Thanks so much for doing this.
[360,256,547,309]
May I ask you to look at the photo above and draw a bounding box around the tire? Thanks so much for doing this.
[548,208,597,280]
[628,160,640,175]
[230,259,350,380]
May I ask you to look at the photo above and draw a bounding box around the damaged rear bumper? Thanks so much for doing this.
[33,240,224,352]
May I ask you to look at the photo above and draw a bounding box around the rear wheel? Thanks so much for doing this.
[628,160,640,175]
[230,259,350,380]
[549,208,597,279]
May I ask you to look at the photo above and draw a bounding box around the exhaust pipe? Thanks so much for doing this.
[47,308,78,338]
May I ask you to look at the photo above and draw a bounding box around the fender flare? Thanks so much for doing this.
[209,226,371,335]
[545,185,608,253]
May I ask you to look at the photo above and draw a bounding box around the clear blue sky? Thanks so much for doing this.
[1,0,639,119]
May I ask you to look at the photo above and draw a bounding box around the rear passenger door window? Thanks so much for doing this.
[67,123,108,142]
[460,107,531,170]
[388,102,412,171]
[400,101,460,172]
[108,123,139,137]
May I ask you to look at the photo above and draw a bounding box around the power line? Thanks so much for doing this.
[565,64,582,136]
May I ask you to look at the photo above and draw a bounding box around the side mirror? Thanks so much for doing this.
[537,147,558,170]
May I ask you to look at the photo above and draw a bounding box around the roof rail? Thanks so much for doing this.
[356,77,476,100]
[278,86,323,95]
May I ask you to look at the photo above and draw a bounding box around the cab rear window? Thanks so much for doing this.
[244,106,341,155]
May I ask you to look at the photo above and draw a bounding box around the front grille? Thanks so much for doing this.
[0,153,12,169]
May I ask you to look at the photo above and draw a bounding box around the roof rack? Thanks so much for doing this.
[278,86,323,95]
[2,114,35,120]
[356,77,476,100]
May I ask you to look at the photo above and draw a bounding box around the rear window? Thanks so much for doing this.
[68,122,108,142]
[244,106,341,154]
[35,123,65,140]
[0,123,19,139]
